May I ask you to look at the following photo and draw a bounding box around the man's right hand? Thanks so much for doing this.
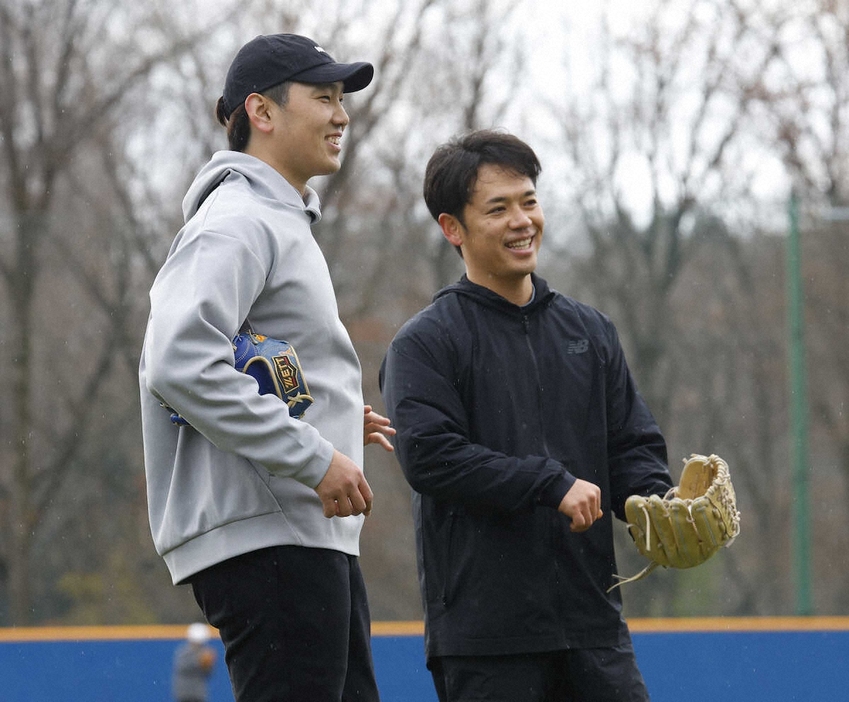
[315,450,374,518]
[558,478,603,532]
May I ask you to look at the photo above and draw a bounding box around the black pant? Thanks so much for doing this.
[190,545,380,702]
[430,644,650,702]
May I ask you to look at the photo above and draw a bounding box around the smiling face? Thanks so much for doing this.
[439,164,544,305]
[247,81,349,192]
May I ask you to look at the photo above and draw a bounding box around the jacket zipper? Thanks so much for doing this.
[522,314,550,457]
[523,313,563,583]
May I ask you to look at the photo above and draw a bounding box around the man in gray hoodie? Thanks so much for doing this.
[139,34,393,701]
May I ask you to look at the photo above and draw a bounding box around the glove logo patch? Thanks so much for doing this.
[274,354,303,395]
[163,330,315,425]
[235,332,315,419]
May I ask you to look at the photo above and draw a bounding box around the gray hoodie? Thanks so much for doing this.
[139,151,365,584]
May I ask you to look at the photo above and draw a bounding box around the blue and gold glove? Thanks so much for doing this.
[165,331,314,425]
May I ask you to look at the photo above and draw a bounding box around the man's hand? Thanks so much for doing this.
[364,404,395,452]
[558,479,603,532]
[315,450,374,518]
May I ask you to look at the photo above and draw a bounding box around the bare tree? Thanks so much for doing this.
[5,0,849,625]
[550,0,781,421]
[765,3,849,583]
[538,0,796,615]
[0,0,224,624]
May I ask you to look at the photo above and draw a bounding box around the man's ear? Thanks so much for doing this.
[245,93,275,135]
[438,213,464,248]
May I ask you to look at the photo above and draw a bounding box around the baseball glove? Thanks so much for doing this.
[166,330,314,425]
[609,453,741,591]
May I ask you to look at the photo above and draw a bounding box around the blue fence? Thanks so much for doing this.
[1,619,847,701]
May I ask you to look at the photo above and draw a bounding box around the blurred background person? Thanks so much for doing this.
[172,623,217,702]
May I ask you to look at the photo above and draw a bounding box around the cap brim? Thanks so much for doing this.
[290,61,374,92]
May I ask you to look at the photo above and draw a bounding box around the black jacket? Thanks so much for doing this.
[380,275,672,659]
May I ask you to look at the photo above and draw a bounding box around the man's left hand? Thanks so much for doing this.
[364,405,395,451]
[558,479,603,532]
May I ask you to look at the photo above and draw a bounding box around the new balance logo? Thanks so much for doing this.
[314,46,328,54]
[566,339,589,355]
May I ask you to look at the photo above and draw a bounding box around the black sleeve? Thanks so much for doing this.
[380,322,574,513]
[603,321,674,520]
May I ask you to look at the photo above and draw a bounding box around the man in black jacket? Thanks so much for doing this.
[379,130,674,702]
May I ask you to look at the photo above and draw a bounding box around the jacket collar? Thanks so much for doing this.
[435,273,555,314]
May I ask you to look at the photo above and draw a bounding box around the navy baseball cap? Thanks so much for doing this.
[221,34,374,119]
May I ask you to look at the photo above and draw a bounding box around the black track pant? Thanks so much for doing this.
[191,545,380,702]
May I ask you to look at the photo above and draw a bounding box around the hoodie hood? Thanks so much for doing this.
[434,273,555,315]
[181,150,322,224]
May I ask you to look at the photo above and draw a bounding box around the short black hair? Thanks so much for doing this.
[214,82,291,152]
[423,130,542,224]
